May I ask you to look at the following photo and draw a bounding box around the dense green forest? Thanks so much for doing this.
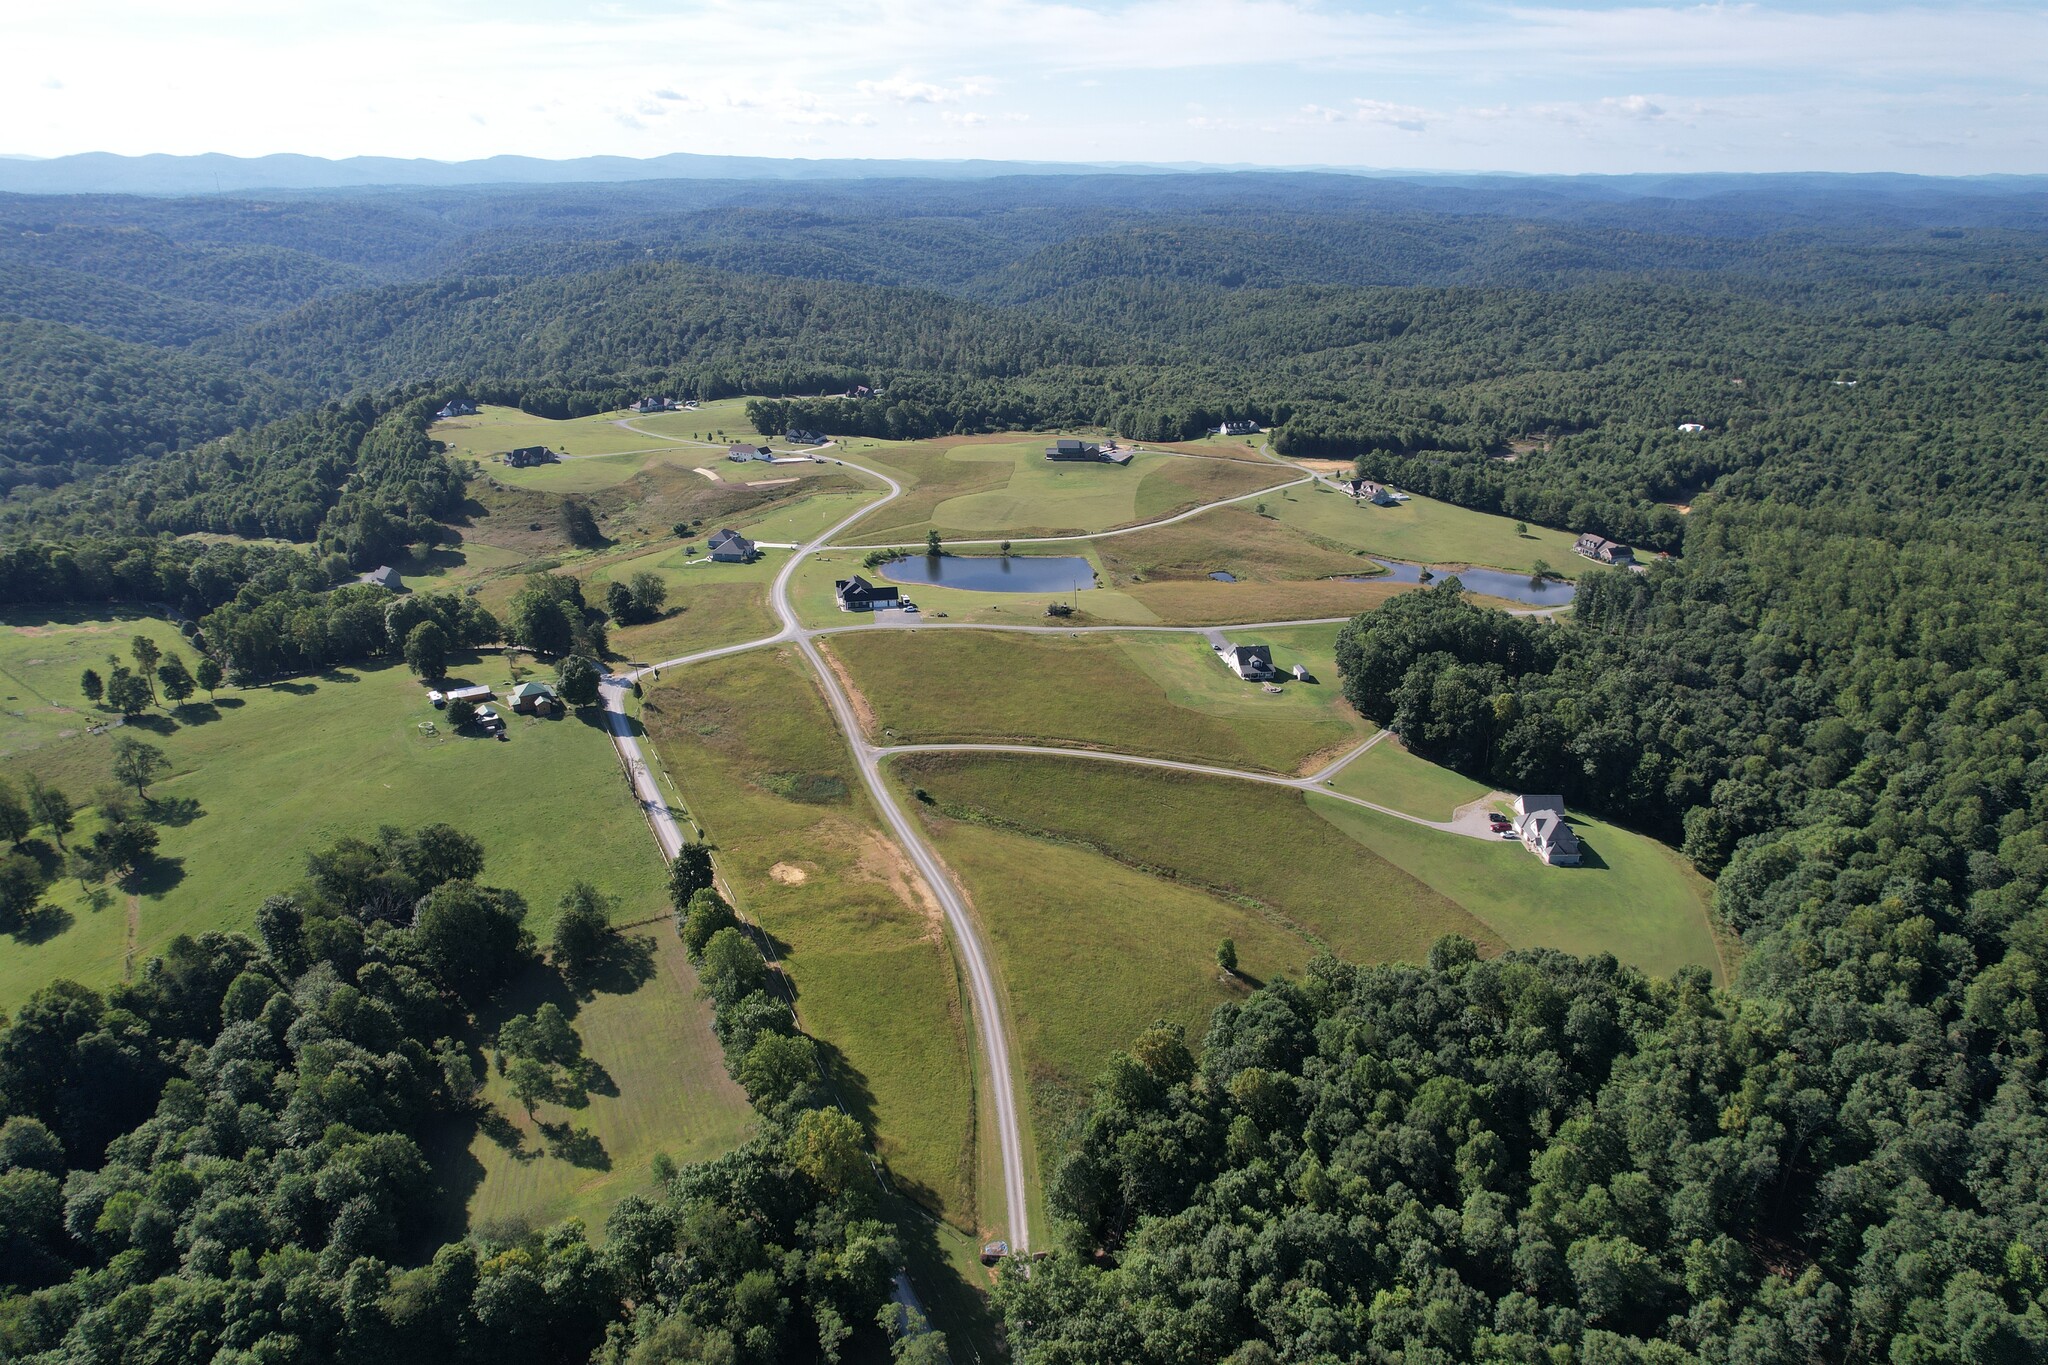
[0,829,922,1363]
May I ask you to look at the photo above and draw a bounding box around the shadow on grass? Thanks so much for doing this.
[1573,840,1609,871]
[812,1037,879,1141]
[319,669,360,684]
[12,903,74,945]
[270,681,317,696]
[213,696,245,710]
[476,1108,534,1158]
[126,854,186,897]
[150,795,204,828]
[171,702,223,726]
[123,714,178,736]
[574,705,611,733]
[887,1193,1002,1365]
[539,1120,611,1170]
[18,839,64,879]
[569,931,658,998]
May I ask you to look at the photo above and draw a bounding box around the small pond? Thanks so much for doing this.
[1345,558,1577,607]
[878,554,1095,593]
[1209,570,1238,582]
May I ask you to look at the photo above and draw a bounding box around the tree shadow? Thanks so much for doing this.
[885,1194,1002,1363]
[123,714,178,735]
[149,795,205,828]
[270,681,317,696]
[18,838,64,879]
[319,669,360,684]
[569,931,659,998]
[811,1037,879,1137]
[562,1057,619,1102]
[213,697,246,710]
[12,903,74,944]
[539,1120,611,1170]
[171,702,223,726]
[126,854,186,897]
[574,705,611,733]
[476,1108,534,1158]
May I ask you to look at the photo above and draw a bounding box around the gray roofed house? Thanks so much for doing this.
[706,528,756,563]
[1219,642,1275,680]
[436,398,477,419]
[1574,533,1634,564]
[1512,795,1582,866]
[504,445,557,468]
[834,575,901,611]
[728,442,770,461]
[357,566,403,591]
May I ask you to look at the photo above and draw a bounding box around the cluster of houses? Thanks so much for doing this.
[1510,794,1582,865]
[1045,438,1134,466]
[435,398,478,419]
[1573,533,1635,565]
[504,446,558,468]
[706,528,757,563]
[834,574,901,611]
[727,443,774,463]
[1215,642,1309,683]
[427,680,563,730]
[633,396,699,414]
[1215,419,1260,437]
[1343,478,1400,506]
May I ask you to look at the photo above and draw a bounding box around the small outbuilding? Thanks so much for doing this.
[358,566,404,591]
[1292,663,1309,681]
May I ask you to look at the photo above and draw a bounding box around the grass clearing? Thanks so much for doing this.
[1,629,668,1013]
[639,650,980,1230]
[1331,734,1501,818]
[853,437,1288,543]
[891,751,1498,965]
[1309,794,1724,983]
[1,609,192,761]
[457,931,756,1235]
[904,813,1312,1176]
[825,628,1368,773]
[1267,483,1582,572]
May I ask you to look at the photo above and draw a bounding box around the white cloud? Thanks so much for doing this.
[942,111,988,127]
[1302,98,1433,132]
[1602,94,1666,120]
[858,74,993,104]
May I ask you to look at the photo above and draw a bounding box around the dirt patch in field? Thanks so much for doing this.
[768,861,809,885]
[812,641,878,740]
[856,829,946,942]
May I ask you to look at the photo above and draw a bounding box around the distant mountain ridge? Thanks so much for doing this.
[4,150,2048,199]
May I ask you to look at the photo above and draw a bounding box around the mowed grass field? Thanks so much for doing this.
[851,436,1289,543]
[1320,740,1724,982]
[1266,481,1582,573]
[823,626,1370,773]
[893,752,1498,965]
[456,932,756,1235]
[0,623,669,1013]
[639,650,981,1230]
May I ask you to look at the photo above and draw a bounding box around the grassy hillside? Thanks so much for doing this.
[639,649,981,1231]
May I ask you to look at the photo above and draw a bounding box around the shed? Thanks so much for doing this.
[358,566,403,591]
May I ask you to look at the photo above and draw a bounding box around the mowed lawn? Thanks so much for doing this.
[639,650,981,1230]
[1317,742,1724,982]
[577,544,781,666]
[900,814,1313,1177]
[1267,482,1582,573]
[458,932,756,1235]
[823,627,1370,773]
[1,609,193,761]
[1,634,669,1013]
[891,751,1499,965]
[853,437,1288,543]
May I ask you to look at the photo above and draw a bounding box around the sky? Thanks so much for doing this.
[4,0,2044,175]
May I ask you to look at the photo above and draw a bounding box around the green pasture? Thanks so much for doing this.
[899,812,1312,1177]
[458,931,756,1236]
[852,437,1288,543]
[826,627,1368,773]
[891,751,1498,965]
[578,543,781,665]
[640,650,981,1232]
[608,396,769,442]
[1269,482,1581,573]
[1331,735,1503,817]
[434,404,699,465]
[1,625,668,1013]
[787,549,1161,630]
[736,489,883,545]
[1,610,193,761]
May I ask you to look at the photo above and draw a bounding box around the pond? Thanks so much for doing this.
[1345,558,1577,607]
[1209,570,1238,582]
[878,554,1095,594]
